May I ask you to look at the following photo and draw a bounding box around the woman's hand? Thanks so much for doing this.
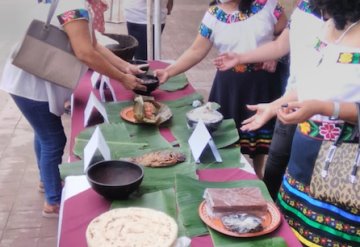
[125,63,148,75]
[153,69,169,84]
[121,74,146,91]
[262,60,277,73]
[213,52,239,71]
[240,103,276,131]
[277,100,319,124]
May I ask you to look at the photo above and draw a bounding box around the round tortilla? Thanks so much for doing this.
[86,207,178,247]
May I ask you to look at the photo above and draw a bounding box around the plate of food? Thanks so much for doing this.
[120,95,172,125]
[199,187,281,238]
[86,207,178,247]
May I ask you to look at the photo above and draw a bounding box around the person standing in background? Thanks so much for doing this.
[124,0,174,60]
[155,0,288,178]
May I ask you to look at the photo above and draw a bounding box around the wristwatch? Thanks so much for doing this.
[329,102,340,120]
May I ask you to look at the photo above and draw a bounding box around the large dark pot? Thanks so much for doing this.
[86,160,144,200]
[104,33,139,61]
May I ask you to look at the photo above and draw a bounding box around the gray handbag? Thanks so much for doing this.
[12,0,87,89]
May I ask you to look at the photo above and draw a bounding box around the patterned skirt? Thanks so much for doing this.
[278,120,360,247]
[208,66,282,157]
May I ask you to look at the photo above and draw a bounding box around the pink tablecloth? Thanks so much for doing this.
[61,62,302,247]
[59,168,301,247]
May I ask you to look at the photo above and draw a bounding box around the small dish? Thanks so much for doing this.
[198,200,281,237]
[120,103,172,125]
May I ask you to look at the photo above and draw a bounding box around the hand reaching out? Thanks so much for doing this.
[121,74,146,91]
[240,103,276,132]
[213,52,239,71]
[153,69,169,84]
[277,100,319,124]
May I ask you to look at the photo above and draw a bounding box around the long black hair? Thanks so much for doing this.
[209,0,253,13]
[309,0,360,29]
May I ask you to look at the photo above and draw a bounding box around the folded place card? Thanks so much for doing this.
[90,71,101,89]
[83,126,111,172]
[99,75,117,102]
[84,92,109,127]
[188,119,222,164]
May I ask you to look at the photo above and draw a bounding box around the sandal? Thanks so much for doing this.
[42,202,60,218]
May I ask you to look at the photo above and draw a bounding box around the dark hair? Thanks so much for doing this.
[209,0,254,13]
[309,0,360,29]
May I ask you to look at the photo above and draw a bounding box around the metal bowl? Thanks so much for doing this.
[186,108,224,132]
[86,160,144,200]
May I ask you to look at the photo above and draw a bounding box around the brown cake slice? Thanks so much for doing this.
[203,187,268,217]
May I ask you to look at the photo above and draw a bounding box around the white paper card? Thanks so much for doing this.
[84,92,109,127]
[99,75,117,102]
[90,71,101,88]
[83,126,111,172]
[188,120,222,163]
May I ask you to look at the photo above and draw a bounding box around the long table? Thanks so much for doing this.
[58,61,302,247]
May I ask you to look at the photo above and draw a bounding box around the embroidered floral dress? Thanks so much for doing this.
[202,0,284,157]
[278,2,360,246]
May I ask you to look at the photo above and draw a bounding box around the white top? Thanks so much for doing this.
[287,1,360,121]
[199,0,283,54]
[124,0,169,24]
[0,0,89,116]
[286,0,324,90]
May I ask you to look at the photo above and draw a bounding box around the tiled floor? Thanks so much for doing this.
[0,1,214,246]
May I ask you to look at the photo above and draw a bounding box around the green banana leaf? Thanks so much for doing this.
[111,188,186,236]
[159,73,189,91]
[73,123,173,159]
[59,156,198,194]
[60,161,84,180]
[175,174,272,237]
[195,146,243,169]
[209,229,288,247]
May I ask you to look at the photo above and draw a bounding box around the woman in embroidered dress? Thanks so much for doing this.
[238,0,360,245]
[0,0,146,217]
[154,0,288,177]
[213,0,324,200]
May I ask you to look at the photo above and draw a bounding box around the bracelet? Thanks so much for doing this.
[330,101,340,120]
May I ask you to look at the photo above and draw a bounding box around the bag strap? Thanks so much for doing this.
[45,0,60,27]
[321,103,360,178]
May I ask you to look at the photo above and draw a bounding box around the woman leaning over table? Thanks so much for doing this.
[155,0,288,178]
[239,0,360,245]
[0,0,146,218]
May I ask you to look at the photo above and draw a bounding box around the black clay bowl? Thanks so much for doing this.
[129,59,149,72]
[86,160,144,200]
[133,74,160,95]
[186,109,224,132]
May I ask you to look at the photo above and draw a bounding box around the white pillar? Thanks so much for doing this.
[153,0,161,60]
[146,0,153,60]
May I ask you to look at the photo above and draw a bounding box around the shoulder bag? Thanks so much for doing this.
[12,0,87,89]
[310,103,360,210]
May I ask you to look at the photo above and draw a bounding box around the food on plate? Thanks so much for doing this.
[132,95,172,125]
[203,187,268,234]
[186,102,223,131]
[221,213,263,234]
[122,150,186,167]
[86,207,178,247]
[203,187,268,218]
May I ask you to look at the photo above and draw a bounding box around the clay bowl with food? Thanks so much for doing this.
[133,74,160,96]
[186,106,224,132]
[86,160,144,200]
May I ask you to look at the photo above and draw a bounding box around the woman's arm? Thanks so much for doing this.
[214,28,290,70]
[63,20,145,91]
[154,34,212,83]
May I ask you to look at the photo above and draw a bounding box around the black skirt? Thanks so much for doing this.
[209,67,282,157]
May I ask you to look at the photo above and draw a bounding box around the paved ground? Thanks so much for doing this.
[0,0,296,246]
